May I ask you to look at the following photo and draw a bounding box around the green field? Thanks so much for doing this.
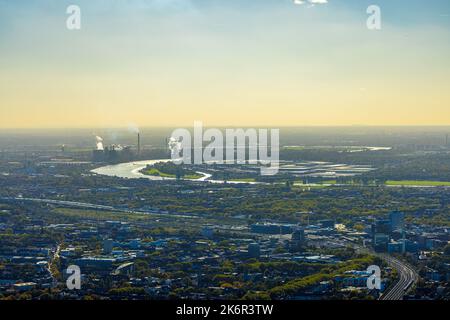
[386,180,450,186]
[184,174,204,180]
[320,180,337,185]
[142,168,176,178]
[142,168,203,180]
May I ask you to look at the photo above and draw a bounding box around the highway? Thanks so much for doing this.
[379,254,419,300]
[341,239,419,300]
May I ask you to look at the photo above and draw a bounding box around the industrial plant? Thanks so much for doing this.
[92,134,140,163]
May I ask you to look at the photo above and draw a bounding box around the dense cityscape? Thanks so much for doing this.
[0,128,449,301]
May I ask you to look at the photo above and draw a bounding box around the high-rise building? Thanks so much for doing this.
[371,219,390,239]
[290,228,306,251]
[389,211,405,232]
[374,234,390,252]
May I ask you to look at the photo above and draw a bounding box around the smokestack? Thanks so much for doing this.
[138,133,141,155]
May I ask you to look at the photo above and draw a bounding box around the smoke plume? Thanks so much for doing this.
[96,136,104,151]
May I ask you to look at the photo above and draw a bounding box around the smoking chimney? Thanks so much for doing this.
[137,133,141,155]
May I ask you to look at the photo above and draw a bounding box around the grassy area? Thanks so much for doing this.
[184,174,204,180]
[320,180,337,185]
[142,168,203,180]
[142,168,176,178]
[52,208,149,221]
[386,180,450,186]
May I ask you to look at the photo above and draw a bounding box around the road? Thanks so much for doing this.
[342,240,419,300]
[379,254,419,300]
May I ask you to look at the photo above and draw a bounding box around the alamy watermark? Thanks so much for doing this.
[66,264,81,290]
[169,122,279,176]
[367,5,382,30]
[66,3,382,31]
[366,265,382,290]
[66,5,81,30]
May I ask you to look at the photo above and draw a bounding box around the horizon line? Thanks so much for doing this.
[3,124,450,130]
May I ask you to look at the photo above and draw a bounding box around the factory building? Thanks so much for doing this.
[92,135,135,163]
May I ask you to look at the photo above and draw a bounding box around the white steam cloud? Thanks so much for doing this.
[128,123,140,134]
[95,136,104,151]
[168,136,182,158]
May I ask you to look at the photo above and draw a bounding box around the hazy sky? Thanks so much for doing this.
[0,0,449,128]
